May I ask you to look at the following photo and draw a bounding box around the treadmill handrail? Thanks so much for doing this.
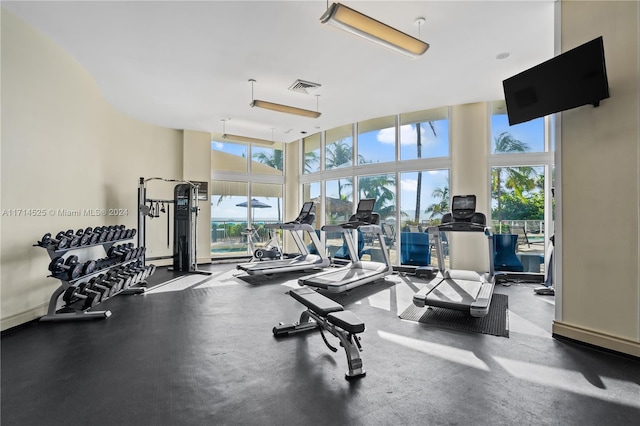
[265,222,316,232]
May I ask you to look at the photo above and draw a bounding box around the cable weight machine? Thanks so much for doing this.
[138,177,211,275]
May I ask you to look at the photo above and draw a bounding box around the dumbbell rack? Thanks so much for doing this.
[36,235,146,322]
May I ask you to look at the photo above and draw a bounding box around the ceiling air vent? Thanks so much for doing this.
[288,79,321,95]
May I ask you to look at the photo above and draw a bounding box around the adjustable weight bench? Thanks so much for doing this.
[273,287,366,380]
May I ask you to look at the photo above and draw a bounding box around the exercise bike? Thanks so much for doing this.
[243,227,282,261]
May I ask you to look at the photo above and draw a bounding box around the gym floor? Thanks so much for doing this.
[2,263,639,426]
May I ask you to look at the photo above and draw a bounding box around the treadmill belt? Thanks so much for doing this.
[399,294,509,337]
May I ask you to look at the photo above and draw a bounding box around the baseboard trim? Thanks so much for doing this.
[552,321,640,359]
[1,303,47,333]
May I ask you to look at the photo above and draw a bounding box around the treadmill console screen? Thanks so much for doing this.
[357,199,375,213]
[292,202,314,224]
[451,195,476,220]
[352,199,376,224]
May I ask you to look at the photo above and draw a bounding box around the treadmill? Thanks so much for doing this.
[298,199,392,293]
[412,195,496,318]
[236,202,330,276]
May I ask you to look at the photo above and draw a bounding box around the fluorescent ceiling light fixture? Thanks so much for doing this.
[222,133,275,146]
[320,2,429,59]
[250,99,321,119]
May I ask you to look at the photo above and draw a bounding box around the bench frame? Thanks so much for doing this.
[273,289,366,380]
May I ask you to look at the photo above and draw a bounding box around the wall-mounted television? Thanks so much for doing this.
[503,36,609,126]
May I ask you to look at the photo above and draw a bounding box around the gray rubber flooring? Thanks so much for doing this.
[2,263,639,426]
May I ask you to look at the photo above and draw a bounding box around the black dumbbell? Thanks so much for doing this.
[105,226,117,241]
[82,260,97,276]
[49,256,83,281]
[146,264,157,277]
[82,227,99,245]
[41,232,73,250]
[62,282,101,310]
[122,267,144,284]
[37,233,54,248]
[60,229,82,248]
[106,270,131,290]
[72,228,92,246]
[95,274,121,296]
[87,277,112,300]
[106,245,126,260]
[115,225,128,240]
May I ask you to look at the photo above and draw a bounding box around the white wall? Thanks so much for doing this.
[1,10,183,329]
[554,1,640,357]
[183,130,213,265]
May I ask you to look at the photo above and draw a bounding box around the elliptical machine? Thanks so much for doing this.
[534,234,555,295]
[534,187,555,295]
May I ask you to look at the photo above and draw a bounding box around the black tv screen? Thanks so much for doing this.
[503,36,609,125]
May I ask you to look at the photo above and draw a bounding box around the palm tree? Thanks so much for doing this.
[492,132,535,231]
[304,151,319,174]
[425,183,449,222]
[358,174,396,219]
[414,122,437,223]
[326,139,352,199]
[252,148,283,170]
[252,148,284,221]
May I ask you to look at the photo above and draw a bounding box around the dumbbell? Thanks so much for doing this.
[71,228,92,246]
[62,282,101,310]
[105,269,132,289]
[112,225,123,241]
[49,256,83,281]
[105,225,119,241]
[81,227,99,245]
[86,226,107,244]
[81,260,97,276]
[87,277,113,300]
[41,231,75,250]
[96,274,123,296]
[62,230,82,248]
[122,265,145,283]
[107,243,135,261]
[119,265,144,284]
[37,233,56,248]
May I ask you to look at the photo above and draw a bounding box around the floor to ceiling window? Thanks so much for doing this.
[490,100,554,274]
[211,138,285,258]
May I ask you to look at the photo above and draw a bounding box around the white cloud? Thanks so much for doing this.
[401,178,418,192]
[376,127,395,144]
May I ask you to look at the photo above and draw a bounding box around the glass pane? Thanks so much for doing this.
[210,181,249,256]
[251,142,284,175]
[325,124,353,170]
[357,173,396,265]
[303,133,321,174]
[324,179,354,258]
[491,165,545,271]
[303,182,322,230]
[491,100,544,153]
[211,140,248,172]
[400,107,449,160]
[325,178,353,225]
[399,170,449,267]
[251,182,283,253]
[357,115,396,165]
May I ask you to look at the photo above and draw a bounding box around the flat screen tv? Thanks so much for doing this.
[503,36,609,125]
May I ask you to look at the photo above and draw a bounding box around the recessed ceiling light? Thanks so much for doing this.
[496,52,511,60]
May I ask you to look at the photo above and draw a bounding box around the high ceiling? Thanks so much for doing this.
[3,1,555,143]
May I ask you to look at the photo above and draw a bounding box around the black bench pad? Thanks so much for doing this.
[327,310,365,334]
[290,287,343,316]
